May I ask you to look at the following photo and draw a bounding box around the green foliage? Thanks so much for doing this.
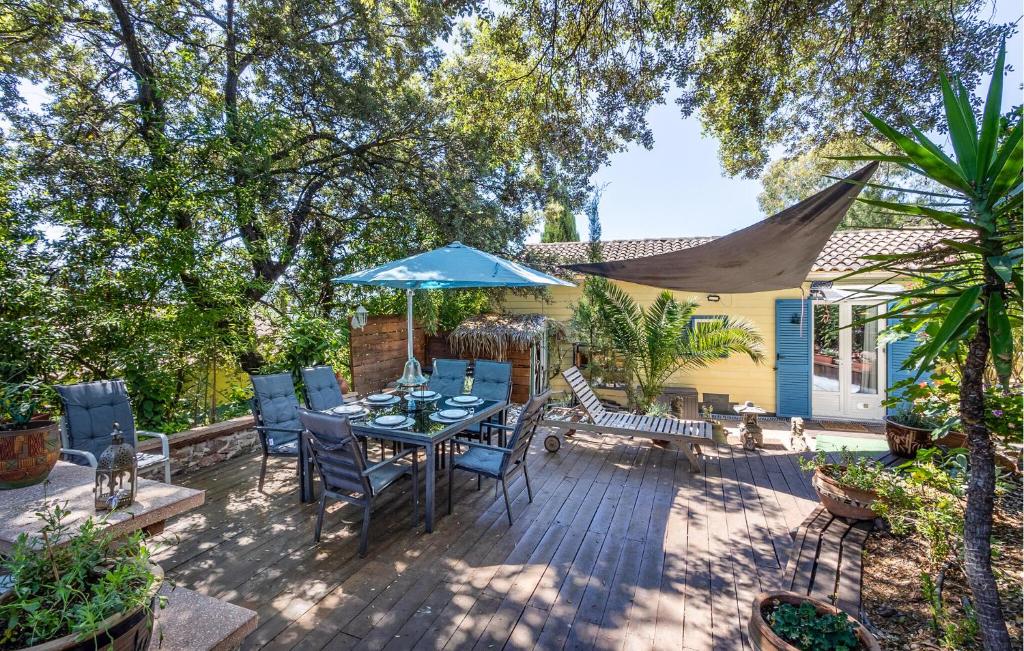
[0,503,160,648]
[540,200,580,243]
[0,381,48,427]
[766,600,860,651]
[799,449,887,493]
[887,408,941,431]
[491,0,1013,176]
[759,137,938,229]
[578,282,764,410]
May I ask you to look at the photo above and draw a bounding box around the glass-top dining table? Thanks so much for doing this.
[298,390,507,533]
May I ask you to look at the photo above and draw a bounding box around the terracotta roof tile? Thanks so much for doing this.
[527,228,960,274]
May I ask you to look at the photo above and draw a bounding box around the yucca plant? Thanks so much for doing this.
[837,42,1021,650]
[589,282,764,411]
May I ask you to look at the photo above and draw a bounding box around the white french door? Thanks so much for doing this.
[812,301,886,420]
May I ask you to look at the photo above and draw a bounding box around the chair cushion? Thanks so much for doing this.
[251,374,302,447]
[453,446,504,477]
[367,461,410,494]
[301,366,344,411]
[470,361,512,402]
[56,380,138,459]
[427,360,468,396]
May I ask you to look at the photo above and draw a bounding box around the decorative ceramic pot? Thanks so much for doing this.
[811,467,878,520]
[0,420,60,489]
[8,564,163,651]
[884,418,934,458]
[748,591,880,651]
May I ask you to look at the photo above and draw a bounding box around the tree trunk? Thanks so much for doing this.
[960,295,1011,650]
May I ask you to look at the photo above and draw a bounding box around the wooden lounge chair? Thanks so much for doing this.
[555,366,711,472]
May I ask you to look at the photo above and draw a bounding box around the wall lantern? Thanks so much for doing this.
[94,423,138,511]
[706,294,721,302]
[351,305,368,330]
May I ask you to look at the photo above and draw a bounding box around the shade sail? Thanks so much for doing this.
[334,241,574,289]
[564,163,878,293]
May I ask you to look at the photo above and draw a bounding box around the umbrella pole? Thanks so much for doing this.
[406,288,414,360]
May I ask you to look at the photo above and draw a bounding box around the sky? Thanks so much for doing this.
[531,0,1024,243]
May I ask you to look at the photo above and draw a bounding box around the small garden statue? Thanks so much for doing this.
[734,401,766,450]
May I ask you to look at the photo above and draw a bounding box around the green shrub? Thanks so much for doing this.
[766,600,860,650]
[0,503,162,648]
[799,448,886,492]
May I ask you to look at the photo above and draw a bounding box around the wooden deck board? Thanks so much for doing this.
[157,429,823,650]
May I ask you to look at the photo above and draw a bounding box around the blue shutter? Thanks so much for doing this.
[776,299,812,417]
[886,313,929,415]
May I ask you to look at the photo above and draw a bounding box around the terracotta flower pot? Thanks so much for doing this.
[811,467,877,520]
[0,420,60,490]
[6,564,163,651]
[884,417,935,458]
[748,591,880,651]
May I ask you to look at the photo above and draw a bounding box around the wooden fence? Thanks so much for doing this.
[349,316,425,394]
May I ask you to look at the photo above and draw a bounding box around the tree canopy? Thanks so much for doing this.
[0,0,1014,429]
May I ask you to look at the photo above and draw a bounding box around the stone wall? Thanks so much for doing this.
[137,415,259,477]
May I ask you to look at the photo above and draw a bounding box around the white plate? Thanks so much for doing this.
[366,393,393,403]
[410,389,438,399]
[331,404,366,415]
[451,395,478,404]
[374,415,407,427]
[437,408,469,420]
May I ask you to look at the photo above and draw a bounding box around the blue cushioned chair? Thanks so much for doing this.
[55,380,172,483]
[427,359,468,396]
[448,390,550,526]
[298,409,418,556]
[250,373,305,492]
[300,365,346,411]
[465,360,513,444]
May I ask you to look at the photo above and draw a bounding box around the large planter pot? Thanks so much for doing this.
[0,420,60,489]
[884,417,935,458]
[8,564,163,651]
[811,467,877,520]
[748,591,880,651]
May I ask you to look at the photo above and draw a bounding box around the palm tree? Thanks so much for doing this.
[591,282,764,411]
[839,42,1020,650]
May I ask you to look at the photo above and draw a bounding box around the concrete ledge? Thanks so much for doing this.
[154,585,257,650]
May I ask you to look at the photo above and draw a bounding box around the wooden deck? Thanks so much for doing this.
[153,430,820,650]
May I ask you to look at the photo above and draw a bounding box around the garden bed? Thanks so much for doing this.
[861,480,1023,649]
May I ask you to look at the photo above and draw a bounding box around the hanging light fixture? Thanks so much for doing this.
[351,305,368,330]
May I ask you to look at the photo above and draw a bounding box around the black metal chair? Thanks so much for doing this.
[298,409,418,556]
[448,390,550,526]
[250,373,305,492]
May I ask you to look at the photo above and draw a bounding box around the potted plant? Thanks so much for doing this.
[800,449,885,520]
[884,409,940,458]
[0,381,60,490]
[0,502,164,651]
[749,591,880,650]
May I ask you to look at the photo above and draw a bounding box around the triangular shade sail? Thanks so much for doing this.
[564,163,878,293]
[335,241,574,289]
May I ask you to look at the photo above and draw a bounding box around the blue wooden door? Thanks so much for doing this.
[886,315,928,415]
[776,299,812,417]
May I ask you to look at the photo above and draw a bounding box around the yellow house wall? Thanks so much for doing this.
[500,281,806,413]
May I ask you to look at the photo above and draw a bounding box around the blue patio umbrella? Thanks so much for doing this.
[335,241,573,385]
